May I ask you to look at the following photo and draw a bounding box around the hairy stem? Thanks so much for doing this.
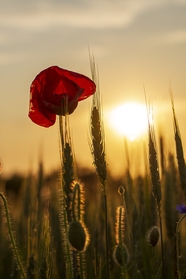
[0,192,26,279]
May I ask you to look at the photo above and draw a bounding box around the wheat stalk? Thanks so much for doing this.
[146,102,165,278]
[170,87,186,202]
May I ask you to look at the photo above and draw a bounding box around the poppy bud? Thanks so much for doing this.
[147,226,160,247]
[118,186,125,197]
[68,220,89,252]
[113,244,129,267]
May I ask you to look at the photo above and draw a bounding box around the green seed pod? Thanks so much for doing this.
[68,220,89,252]
[113,244,129,267]
[147,226,160,247]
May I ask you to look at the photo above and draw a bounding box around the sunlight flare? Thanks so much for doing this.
[108,102,148,141]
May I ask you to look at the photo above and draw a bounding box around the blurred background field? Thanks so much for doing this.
[1,135,186,279]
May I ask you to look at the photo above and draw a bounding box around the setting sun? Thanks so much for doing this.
[108,102,148,141]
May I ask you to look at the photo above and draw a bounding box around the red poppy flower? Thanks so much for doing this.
[29,66,96,127]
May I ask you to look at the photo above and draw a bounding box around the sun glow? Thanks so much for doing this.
[108,102,148,141]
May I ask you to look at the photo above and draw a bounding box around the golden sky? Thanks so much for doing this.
[1,0,186,176]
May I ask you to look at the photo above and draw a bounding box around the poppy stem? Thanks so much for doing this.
[103,190,110,279]
[58,115,74,279]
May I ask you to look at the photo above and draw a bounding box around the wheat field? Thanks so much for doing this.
[0,62,186,279]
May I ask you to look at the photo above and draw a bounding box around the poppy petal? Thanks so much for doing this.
[28,66,96,127]
[29,86,56,127]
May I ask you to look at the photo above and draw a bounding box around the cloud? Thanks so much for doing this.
[0,0,186,66]
[0,1,170,31]
[153,30,186,45]
[0,51,27,65]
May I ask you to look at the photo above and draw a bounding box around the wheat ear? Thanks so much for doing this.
[89,52,109,279]
[89,52,107,191]
[170,87,186,202]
